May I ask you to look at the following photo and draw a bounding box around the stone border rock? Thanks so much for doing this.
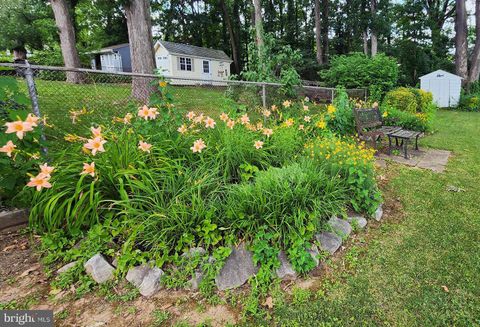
[0,209,29,231]
[75,211,379,297]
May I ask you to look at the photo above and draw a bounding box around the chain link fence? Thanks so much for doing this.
[0,63,366,142]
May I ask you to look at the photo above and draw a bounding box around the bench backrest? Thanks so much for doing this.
[353,108,382,132]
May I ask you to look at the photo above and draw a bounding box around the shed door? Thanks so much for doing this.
[156,55,170,75]
[425,78,449,108]
[202,60,212,80]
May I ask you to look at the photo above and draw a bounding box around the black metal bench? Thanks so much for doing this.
[353,107,402,149]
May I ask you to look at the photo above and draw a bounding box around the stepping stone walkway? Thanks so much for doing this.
[215,244,258,291]
[377,149,451,173]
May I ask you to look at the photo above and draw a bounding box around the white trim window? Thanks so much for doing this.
[202,60,210,73]
[179,57,193,71]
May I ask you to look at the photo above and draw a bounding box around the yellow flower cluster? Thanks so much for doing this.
[305,137,376,166]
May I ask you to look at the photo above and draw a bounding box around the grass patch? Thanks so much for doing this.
[271,110,480,326]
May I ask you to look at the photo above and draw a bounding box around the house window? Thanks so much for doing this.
[179,57,192,71]
[203,60,210,73]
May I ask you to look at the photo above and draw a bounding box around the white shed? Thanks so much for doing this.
[419,70,462,108]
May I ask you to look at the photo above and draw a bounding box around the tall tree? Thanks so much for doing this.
[314,0,323,64]
[370,0,378,56]
[124,0,156,101]
[468,0,480,84]
[322,0,329,63]
[220,0,240,73]
[252,0,265,62]
[50,0,82,83]
[454,0,468,82]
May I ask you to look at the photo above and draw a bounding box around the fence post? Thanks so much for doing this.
[331,89,335,103]
[262,83,267,108]
[23,61,47,153]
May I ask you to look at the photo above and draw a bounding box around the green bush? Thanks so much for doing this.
[383,87,418,113]
[321,53,398,95]
[457,93,480,112]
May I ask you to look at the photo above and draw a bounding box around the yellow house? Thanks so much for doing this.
[154,40,233,85]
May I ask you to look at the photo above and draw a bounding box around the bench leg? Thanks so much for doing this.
[388,136,392,155]
[403,139,409,159]
[415,136,419,150]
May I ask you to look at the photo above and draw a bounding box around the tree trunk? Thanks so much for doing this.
[252,0,264,62]
[455,0,468,83]
[13,48,27,61]
[314,0,323,65]
[468,0,480,84]
[50,0,82,83]
[370,0,378,56]
[321,0,329,63]
[124,0,156,102]
[220,0,240,74]
[363,30,369,55]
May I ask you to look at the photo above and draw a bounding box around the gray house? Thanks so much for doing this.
[90,43,132,73]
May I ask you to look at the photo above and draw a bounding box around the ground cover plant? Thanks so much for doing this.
[1,78,382,317]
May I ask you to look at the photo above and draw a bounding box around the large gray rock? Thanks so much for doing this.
[186,270,204,291]
[276,251,297,280]
[126,264,150,288]
[307,244,321,266]
[347,216,368,229]
[316,232,342,255]
[328,216,352,237]
[57,261,78,274]
[84,254,115,283]
[215,244,258,291]
[374,204,383,221]
[138,267,164,297]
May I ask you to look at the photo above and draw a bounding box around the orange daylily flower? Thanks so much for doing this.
[83,137,106,156]
[138,141,152,153]
[27,174,52,191]
[0,140,16,157]
[190,139,206,153]
[81,162,95,177]
[5,120,33,140]
[254,140,264,149]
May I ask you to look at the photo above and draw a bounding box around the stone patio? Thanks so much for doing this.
[376,149,451,173]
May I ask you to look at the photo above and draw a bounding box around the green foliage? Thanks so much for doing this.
[0,79,44,206]
[239,32,302,98]
[329,87,355,135]
[308,136,381,215]
[224,160,347,247]
[321,53,398,95]
[381,87,437,132]
[457,93,480,112]
[383,87,418,113]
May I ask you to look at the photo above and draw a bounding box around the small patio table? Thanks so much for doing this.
[387,129,423,159]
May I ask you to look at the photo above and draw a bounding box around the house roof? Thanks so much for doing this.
[89,43,130,55]
[157,40,232,62]
[420,69,462,80]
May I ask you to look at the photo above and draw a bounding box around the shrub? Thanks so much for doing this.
[457,93,480,112]
[321,53,398,95]
[329,87,355,135]
[383,87,418,113]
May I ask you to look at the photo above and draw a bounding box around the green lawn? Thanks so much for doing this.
[271,110,480,326]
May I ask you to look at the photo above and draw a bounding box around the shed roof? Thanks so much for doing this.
[420,69,462,80]
[156,40,232,62]
[89,43,130,55]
